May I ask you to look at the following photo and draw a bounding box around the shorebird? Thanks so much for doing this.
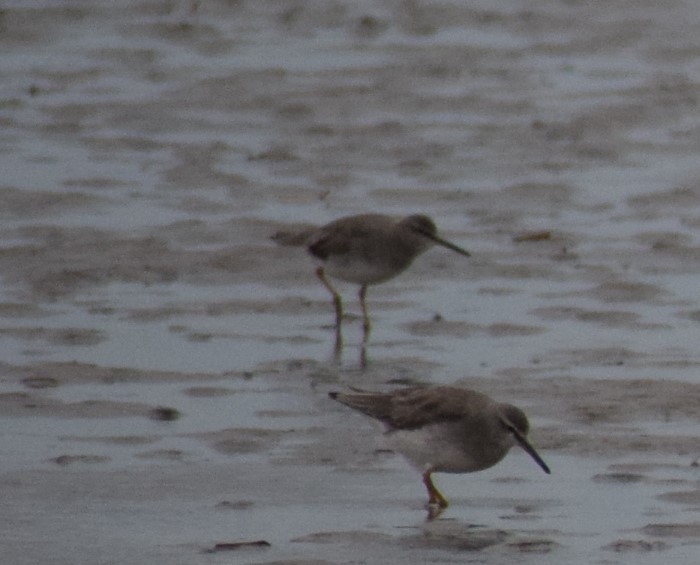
[307,214,470,341]
[329,386,550,515]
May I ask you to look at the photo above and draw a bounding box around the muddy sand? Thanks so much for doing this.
[2,1,700,564]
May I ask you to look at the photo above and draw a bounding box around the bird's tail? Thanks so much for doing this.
[328,390,394,423]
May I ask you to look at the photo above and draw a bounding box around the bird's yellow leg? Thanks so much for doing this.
[358,284,371,341]
[422,471,448,509]
[316,267,343,329]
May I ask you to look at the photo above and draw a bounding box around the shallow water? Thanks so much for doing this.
[3,0,700,563]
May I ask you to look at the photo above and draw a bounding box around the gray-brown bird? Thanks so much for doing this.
[329,386,550,513]
[307,214,470,340]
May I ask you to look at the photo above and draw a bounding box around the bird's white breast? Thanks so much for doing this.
[321,254,409,285]
[386,424,492,474]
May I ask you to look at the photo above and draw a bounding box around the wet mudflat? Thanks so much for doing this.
[2,1,700,563]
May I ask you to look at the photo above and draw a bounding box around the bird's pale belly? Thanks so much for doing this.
[386,425,510,474]
[323,256,410,285]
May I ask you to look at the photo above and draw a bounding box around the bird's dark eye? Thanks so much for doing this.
[500,420,517,434]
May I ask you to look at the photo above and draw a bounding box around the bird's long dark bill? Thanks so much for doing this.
[511,429,551,474]
[421,232,471,257]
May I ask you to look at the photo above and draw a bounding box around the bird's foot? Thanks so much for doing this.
[425,501,447,521]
